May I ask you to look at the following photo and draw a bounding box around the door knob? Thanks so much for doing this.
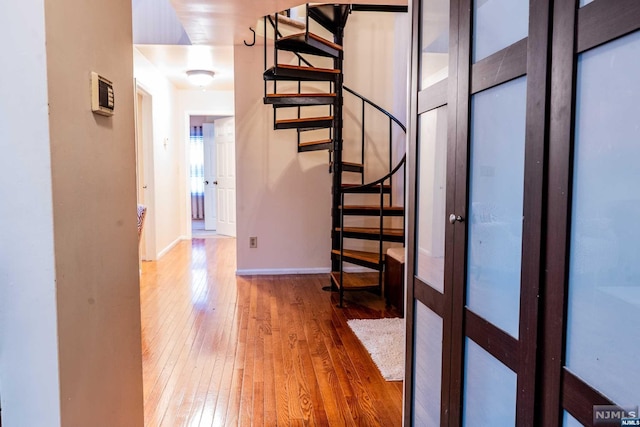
[449,214,464,224]
[204,180,209,185]
[213,180,218,185]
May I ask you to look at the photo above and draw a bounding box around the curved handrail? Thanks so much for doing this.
[341,154,406,192]
[342,86,406,132]
[265,10,407,192]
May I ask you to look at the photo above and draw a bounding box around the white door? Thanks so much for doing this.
[135,92,147,258]
[215,117,236,237]
[135,86,156,261]
[202,123,217,230]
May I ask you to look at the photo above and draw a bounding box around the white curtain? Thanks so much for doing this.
[190,126,205,219]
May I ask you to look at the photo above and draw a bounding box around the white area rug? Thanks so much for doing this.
[347,317,405,381]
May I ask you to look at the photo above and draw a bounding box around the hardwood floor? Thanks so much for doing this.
[140,237,403,426]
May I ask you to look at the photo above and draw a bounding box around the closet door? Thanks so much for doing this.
[408,0,640,424]
[407,0,552,424]
[544,1,640,424]
[453,0,551,424]
[405,0,452,424]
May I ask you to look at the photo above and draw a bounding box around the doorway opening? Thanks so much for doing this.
[135,83,156,261]
[187,114,236,239]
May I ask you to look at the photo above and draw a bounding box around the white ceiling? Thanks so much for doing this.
[135,44,235,90]
[135,0,407,91]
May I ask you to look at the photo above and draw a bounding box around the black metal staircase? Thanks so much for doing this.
[262,4,407,308]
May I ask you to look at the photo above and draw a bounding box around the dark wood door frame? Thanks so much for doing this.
[405,0,640,425]
[542,0,640,425]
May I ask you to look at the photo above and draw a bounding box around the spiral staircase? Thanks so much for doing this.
[262,4,407,307]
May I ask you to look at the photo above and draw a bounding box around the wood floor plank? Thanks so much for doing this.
[220,276,250,426]
[199,251,239,426]
[287,276,336,426]
[330,293,404,425]
[238,278,258,426]
[256,279,273,426]
[209,299,241,427]
[292,279,353,426]
[140,237,403,426]
[145,261,211,425]
[269,286,291,426]
[157,273,214,426]
[304,275,381,426]
[276,276,311,424]
[187,297,236,426]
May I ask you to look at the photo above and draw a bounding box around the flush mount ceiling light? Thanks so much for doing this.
[186,69,215,86]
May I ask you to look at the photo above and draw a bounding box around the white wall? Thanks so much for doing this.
[234,43,332,273]
[179,89,235,113]
[342,11,410,254]
[44,0,144,424]
[233,11,409,273]
[343,11,409,182]
[1,0,145,426]
[134,48,183,257]
[0,0,62,425]
[235,12,409,273]
[133,51,236,253]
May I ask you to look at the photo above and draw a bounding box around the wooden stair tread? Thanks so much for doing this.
[338,205,405,217]
[308,4,341,19]
[340,205,404,211]
[278,33,343,51]
[268,13,306,30]
[337,227,404,237]
[299,139,332,147]
[341,183,392,193]
[266,93,336,98]
[276,64,340,74]
[330,271,380,290]
[342,161,364,168]
[308,33,343,51]
[276,116,333,124]
[276,33,342,58]
[331,249,383,264]
[264,65,340,82]
[298,139,332,153]
[341,183,391,188]
[307,4,343,32]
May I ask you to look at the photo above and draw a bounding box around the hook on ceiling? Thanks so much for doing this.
[244,27,256,47]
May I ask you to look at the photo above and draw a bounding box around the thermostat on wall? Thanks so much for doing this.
[91,72,114,116]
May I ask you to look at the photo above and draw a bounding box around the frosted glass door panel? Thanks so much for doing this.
[421,0,450,89]
[417,107,447,293]
[563,411,584,426]
[473,0,528,62]
[412,301,443,426]
[565,30,640,406]
[462,338,517,426]
[466,77,526,338]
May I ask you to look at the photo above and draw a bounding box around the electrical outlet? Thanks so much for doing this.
[249,236,258,248]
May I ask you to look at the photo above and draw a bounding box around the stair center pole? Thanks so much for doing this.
[330,12,345,281]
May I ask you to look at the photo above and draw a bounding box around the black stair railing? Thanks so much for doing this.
[265,13,334,141]
[339,154,406,307]
[342,85,407,189]
[262,6,407,306]
[263,12,404,182]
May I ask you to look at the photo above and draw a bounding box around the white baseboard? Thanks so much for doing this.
[236,267,330,276]
[157,237,184,259]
